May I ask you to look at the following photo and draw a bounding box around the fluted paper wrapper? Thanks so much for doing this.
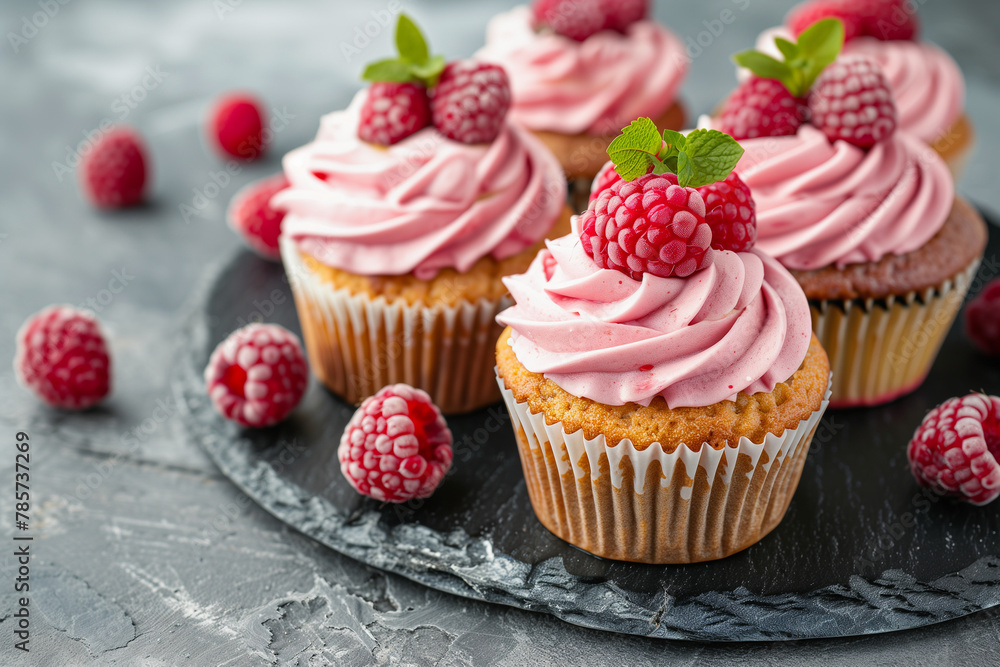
[497,375,832,564]
[811,259,979,408]
[283,239,507,414]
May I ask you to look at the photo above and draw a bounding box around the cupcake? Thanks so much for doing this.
[475,1,688,204]
[712,22,989,407]
[496,120,831,564]
[275,16,571,414]
[749,0,972,178]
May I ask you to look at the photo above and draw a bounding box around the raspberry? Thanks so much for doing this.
[603,0,649,32]
[809,57,897,149]
[864,0,919,40]
[787,0,866,42]
[209,94,266,160]
[14,306,111,410]
[357,82,432,147]
[338,384,453,503]
[430,61,511,144]
[718,77,807,141]
[696,172,757,253]
[907,394,1000,506]
[532,0,606,41]
[966,279,1000,357]
[79,126,148,209]
[227,174,290,261]
[579,173,712,281]
[589,160,622,204]
[204,324,308,428]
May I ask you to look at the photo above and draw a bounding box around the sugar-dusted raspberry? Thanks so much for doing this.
[357,82,431,147]
[907,394,1000,506]
[579,173,712,280]
[79,126,148,209]
[227,174,290,261]
[589,160,622,204]
[14,306,111,410]
[209,94,266,160]
[697,172,757,253]
[718,77,807,141]
[966,279,1000,357]
[204,324,308,428]
[787,0,866,42]
[809,56,896,148]
[864,0,919,41]
[430,61,511,144]
[338,384,453,503]
[603,0,649,33]
[532,0,606,41]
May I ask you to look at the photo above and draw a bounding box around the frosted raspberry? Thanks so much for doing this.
[204,324,308,428]
[697,172,757,253]
[589,160,622,204]
[79,126,148,209]
[578,173,712,281]
[718,77,807,141]
[14,306,111,410]
[338,384,453,503]
[907,394,1000,506]
[357,82,431,146]
[787,0,866,42]
[209,94,266,160]
[532,0,606,41]
[864,0,919,41]
[809,57,897,148]
[430,61,511,144]
[227,174,290,261]
[966,279,1000,357]
[602,0,649,33]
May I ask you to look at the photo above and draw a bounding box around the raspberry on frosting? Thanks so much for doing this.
[718,77,806,141]
[338,384,453,503]
[531,0,649,41]
[358,82,431,147]
[697,172,757,253]
[430,61,511,144]
[787,0,919,42]
[809,56,897,148]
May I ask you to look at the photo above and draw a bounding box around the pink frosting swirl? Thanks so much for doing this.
[475,5,688,135]
[736,125,954,270]
[274,91,567,280]
[497,227,813,408]
[751,28,964,143]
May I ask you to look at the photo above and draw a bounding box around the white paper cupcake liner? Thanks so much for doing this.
[497,373,832,564]
[811,259,979,408]
[282,238,508,414]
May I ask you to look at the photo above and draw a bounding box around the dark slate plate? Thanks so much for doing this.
[174,216,1000,642]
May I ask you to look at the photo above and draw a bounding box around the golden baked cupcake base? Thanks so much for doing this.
[930,113,974,182]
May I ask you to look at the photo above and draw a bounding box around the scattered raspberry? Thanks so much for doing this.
[787,0,865,42]
[589,161,622,204]
[227,174,290,261]
[579,173,712,280]
[14,306,111,410]
[338,384,453,503]
[697,172,757,253]
[357,82,432,146]
[809,57,896,148]
[718,77,807,141]
[966,279,1000,357]
[79,126,148,208]
[532,0,606,41]
[430,61,511,144]
[907,394,1000,506]
[204,324,308,428]
[603,0,649,32]
[209,94,266,160]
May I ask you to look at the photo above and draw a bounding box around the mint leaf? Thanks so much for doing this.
[797,18,844,91]
[408,55,446,86]
[731,18,844,97]
[362,58,414,83]
[660,129,687,151]
[396,14,429,65]
[773,37,800,62]
[732,50,795,91]
[678,129,744,188]
[606,117,663,181]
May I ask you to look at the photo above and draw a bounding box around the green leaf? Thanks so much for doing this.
[660,129,687,152]
[408,54,446,87]
[773,37,800,62]
[396,14,429,65]
[797,18,844,92]
[732,50,795,90]
[361,58,414,83]
[606,118,663,181]
[679,129,745,188]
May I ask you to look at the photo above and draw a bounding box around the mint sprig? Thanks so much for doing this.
[732,18,844,97]
[361,14,446,87]
[606,118,744,188]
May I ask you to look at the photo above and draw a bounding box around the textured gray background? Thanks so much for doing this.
[2,0,1000,665]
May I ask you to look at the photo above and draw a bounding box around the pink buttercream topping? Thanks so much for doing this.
[736,125,953,271]
[751,28,964,143]
[497,225,812,408]
[475,6,688,135]
[274,91,567,280]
